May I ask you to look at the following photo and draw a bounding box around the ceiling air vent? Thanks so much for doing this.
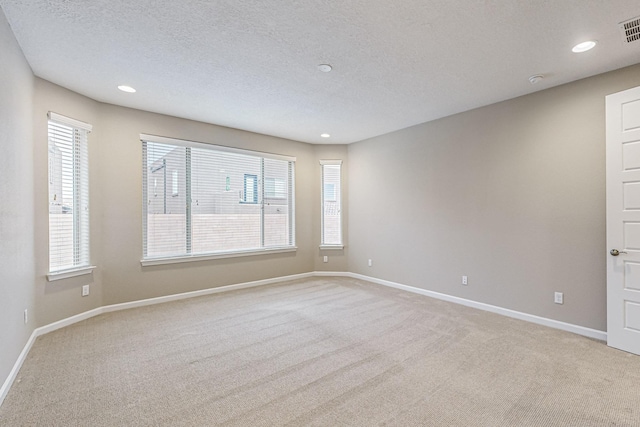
[620,16,640,43]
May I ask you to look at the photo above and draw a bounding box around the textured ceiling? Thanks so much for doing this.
[2,1,640,144]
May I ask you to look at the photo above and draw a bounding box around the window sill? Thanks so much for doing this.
[141,246,297,266]
[320,244,344,250]
[47,266,96,282]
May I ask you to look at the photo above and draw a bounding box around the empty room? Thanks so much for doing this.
[2,1,640,425]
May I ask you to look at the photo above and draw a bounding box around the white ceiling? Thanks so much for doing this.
[2,1,640,144]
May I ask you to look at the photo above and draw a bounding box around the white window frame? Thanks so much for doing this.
[320,160,343,249]
[47,112,96,281]
[141,134,296,266]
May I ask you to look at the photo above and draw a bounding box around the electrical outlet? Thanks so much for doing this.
[554,292,563,304]
[82,285,90,297]
[462,275,468,285]
[323,256,328,263]
[368,259,372,267]
[24,309,28,324]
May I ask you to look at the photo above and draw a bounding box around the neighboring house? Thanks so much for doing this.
[146,145,291,256]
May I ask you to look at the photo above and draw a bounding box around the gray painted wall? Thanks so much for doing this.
[348,64,640,332]
[0,8,35,393]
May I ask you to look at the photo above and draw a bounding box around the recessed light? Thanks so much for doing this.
[118,85,136,93]
[318,64,332,73]
[320,133,331,138]
[572,40,597,53]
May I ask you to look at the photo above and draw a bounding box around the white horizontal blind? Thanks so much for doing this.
[142,137,295,260]
[321,160,342,246]
[48,114,91,273]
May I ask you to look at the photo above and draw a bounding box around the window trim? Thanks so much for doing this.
[49,112,93,132]
[319,244,344,250]
[47,112,93,276]
[47,265,97,282]
[141,134,296,265]
[140,134,295,162]
[320,159,343,249]
[140,247,297,266]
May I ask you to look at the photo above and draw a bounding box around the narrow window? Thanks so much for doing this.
[320,160,343,248]
[47,112,93,278]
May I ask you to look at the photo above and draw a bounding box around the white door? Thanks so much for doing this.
[606,85,640,355]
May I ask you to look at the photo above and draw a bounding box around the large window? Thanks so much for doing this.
[320,160,343,248]
[142,135,295,263]
[47,112,93,279]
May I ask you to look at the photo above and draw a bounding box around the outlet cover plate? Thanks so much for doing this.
[554,292,563,304]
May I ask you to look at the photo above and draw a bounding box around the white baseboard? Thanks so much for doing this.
[37,307,105,336]
[98,272,315,315]
[347,272,607,341]
[313,271,351,277]
[1,270,606,407]
[37,272,314,336]
[0,330,37,408]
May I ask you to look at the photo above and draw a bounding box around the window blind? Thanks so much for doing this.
[48,112,91,273]
[142,135,295,261]
[320,160,342,246]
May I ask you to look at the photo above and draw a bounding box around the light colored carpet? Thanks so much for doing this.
[1,277,639,426]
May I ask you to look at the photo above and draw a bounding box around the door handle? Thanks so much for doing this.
[610,249,628,256]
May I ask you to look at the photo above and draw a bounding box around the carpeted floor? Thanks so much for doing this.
[1,277,639,426]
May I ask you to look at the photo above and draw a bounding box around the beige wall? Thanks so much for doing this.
[96,102,320,305]
[0,8,35,392]
[33,80,103,326]
[348,63,640,332]
[25,74,354,326]
[6,67,350,391]
[32,78,334,310]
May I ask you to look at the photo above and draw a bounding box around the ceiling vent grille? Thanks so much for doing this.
[620,16,640,43]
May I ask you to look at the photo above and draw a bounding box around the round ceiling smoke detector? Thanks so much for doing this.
[528,74,544,84]
[318,64,332,73]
